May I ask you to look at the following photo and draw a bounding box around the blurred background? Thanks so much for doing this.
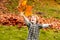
[0,0,60,40]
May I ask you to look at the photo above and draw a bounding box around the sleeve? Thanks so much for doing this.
[38,24,42,29]
[23,15,31,27]
[41,24,50,28]
[38,24,51,29]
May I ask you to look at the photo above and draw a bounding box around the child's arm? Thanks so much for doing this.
[38,24,52,29]
[20,12,31,27]
[41,24,51,28]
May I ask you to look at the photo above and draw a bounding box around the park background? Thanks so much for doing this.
[0,0,60,40]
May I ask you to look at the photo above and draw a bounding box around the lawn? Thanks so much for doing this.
[0,25,60,40]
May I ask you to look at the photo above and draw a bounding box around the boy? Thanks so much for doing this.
[20,12,52,40]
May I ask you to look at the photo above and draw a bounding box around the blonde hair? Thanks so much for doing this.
[30,14,39,23]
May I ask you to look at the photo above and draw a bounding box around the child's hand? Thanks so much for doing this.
[49,24,53,27]
[20,12,24,16]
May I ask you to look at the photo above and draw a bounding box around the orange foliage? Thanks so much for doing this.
[17,0,32,16]
[0,13,60,30]
[17,0,27,12]
[25,5,32,16]
[21,0,27,6]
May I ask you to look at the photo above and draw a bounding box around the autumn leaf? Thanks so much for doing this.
[17,0,27,12]
[21,0,27,6]
[25,5,32,16]
[17,0,33,16]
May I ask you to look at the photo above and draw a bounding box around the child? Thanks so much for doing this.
[20,12,52,40]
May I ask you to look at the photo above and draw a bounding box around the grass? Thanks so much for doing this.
[0,25,28,40]
[0,25,60,40]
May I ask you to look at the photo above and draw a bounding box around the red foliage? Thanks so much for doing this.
[0,13,60,30]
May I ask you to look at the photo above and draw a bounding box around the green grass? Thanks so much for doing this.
[0,25,28,40]
[0,25,60,40]
[5,0,19,13]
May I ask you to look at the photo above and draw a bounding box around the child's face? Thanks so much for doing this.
[31,16,37,24]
